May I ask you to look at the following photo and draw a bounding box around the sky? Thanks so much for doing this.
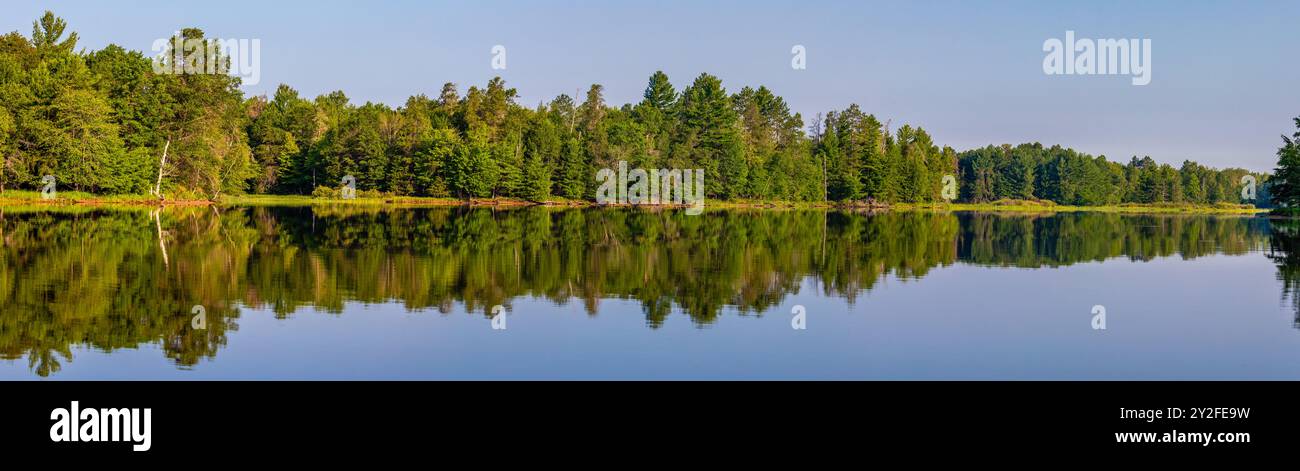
[5,0,1298,172]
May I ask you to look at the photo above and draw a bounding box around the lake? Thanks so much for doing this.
[1,205,1298,379]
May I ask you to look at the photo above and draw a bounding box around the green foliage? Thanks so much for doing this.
[813,107,955,204]
[0,12,1273,206]
[520,113,557,201]
[311,185,339,198]
[555,137,587,199]
[957,144,1263,207]
[1271,117,1300,208]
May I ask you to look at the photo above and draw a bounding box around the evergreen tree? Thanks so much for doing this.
[1271,117,1300,208]
[677,73,744,198]
[555,136,587,199]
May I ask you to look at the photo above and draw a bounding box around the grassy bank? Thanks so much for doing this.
[219,194,536,207]
[0,190,213,206]
[0,191,1272,215]
[223,195,842,210]
[897,200,1268,215]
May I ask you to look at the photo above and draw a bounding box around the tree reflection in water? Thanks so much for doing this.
[0,205,1277,376]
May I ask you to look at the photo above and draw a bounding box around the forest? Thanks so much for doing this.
[0,12,1272,205]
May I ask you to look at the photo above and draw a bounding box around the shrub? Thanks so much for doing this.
[312,186,340,198]
[990,198,1054,207]
[165,185,209,201]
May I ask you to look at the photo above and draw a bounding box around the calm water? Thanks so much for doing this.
[1,205,1298,379]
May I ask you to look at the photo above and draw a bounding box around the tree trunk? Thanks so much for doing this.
[153,139,170,199]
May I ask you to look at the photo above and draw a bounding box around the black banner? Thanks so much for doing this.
[2,381,1293,460]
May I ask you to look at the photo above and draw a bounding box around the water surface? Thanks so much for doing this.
[1,206,1297,379]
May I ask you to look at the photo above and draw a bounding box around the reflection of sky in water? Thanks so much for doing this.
[7,252,1297,380]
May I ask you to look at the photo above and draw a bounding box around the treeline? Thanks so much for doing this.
[240,69,824,201]
[0,12,1268,205]
[958,144,1268,206]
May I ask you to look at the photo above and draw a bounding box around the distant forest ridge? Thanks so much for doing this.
[0,12,1271,205]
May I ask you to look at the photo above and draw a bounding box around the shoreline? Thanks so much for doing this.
[0,193,1271,215]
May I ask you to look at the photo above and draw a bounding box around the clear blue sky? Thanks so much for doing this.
[7,0,1298,171]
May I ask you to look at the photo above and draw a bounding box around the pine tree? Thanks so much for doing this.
[677,73,743,198]
[521,151,551,201]
[555,136,587,199]
[1271,117,1300,208]
[414,128,460,197]
[522,114,559,201]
